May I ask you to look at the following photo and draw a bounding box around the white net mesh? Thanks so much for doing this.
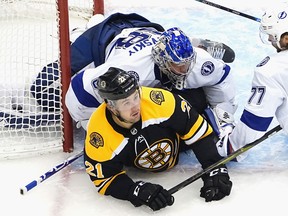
[0,0,95,159]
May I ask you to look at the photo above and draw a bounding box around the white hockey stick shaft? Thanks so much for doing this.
[20,150,84,195]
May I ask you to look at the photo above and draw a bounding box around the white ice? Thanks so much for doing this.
[2,0,288,215]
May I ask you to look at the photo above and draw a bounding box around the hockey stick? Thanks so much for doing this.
[195,0,261,22]
[20,150,84,195]
[168,125,282,194]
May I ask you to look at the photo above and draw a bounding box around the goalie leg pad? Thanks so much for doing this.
[0,106,60,129]
[203,107,221,136]
[203,105,235,137]
[30,62,61,113]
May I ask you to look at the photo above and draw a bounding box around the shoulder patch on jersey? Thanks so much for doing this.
[256,56,270,67]
[201,61,215,76]
[150,90,165,105]
[127,70,140,82]
[89,132,104,148]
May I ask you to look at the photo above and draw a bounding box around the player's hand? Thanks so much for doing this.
[128,181,174,211]
[200,165,232,202]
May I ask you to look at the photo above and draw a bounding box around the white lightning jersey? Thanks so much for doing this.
[66,27,235,123]
[229,50,288,160]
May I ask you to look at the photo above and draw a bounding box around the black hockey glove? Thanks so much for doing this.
[128,181,174,211]
[200,165,232,202]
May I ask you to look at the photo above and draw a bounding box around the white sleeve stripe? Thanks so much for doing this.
[184,120,208,145]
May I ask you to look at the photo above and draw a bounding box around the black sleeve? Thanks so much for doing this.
[84,151,136,201]
[105,173,136,200]
[165,93,203,137]
[165,92,222,169]
[171,88,208,114]
[189,133,223,169]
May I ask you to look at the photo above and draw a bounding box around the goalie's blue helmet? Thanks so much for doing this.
[152,27,196,90]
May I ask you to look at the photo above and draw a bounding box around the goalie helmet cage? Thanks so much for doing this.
[0,0,104,159]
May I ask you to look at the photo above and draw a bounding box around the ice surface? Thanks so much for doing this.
[1,1,288,216]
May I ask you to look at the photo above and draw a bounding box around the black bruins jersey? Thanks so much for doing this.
[84,86,219,201]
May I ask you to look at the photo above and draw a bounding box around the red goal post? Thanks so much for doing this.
[0,0,104,159]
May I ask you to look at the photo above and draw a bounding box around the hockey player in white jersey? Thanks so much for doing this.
[65,13,237,130]
[217,5,288,161]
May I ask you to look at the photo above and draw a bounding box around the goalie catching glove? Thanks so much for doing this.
[200,165,232,202]
[204,102,237,138]
[128,181,174,211]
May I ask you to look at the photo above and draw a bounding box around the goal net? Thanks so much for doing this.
[0,0,103,159]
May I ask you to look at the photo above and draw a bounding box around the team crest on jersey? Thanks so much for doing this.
[256,56,270,67]
[150,90,165,105]
[201,61,215,76]
[89,132,104,148]
[134,139,174,171]
[278,11,287,19]
[127,70,140,82]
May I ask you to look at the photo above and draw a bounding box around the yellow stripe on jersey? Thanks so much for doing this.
[181,115,213,145]
[140,87,175,125]
[94,171,126,195]
[85,104,127,162]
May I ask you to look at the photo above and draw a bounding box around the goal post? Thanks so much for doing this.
[59,0,73,153]
[0,0,104,159]
[94,0,104,15]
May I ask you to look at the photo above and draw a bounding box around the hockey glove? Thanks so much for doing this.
[204,102,236,138]
[200,165,232,202]
[128,181,174,211]
[213,102,237,128]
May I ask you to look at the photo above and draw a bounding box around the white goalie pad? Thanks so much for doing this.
[213,102,237,124]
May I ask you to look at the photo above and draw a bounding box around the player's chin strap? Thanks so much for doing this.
[203,102,237,138]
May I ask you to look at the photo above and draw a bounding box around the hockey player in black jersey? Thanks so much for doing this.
[84,67,232,211]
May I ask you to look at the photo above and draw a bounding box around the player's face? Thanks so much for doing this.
[114,90,141,123]
[279,34,288,50]
[168,61,191,75]
[267,34,288,50]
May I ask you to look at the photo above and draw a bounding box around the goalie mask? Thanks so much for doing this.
[152,27,196,90]
[259,5,288,50]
